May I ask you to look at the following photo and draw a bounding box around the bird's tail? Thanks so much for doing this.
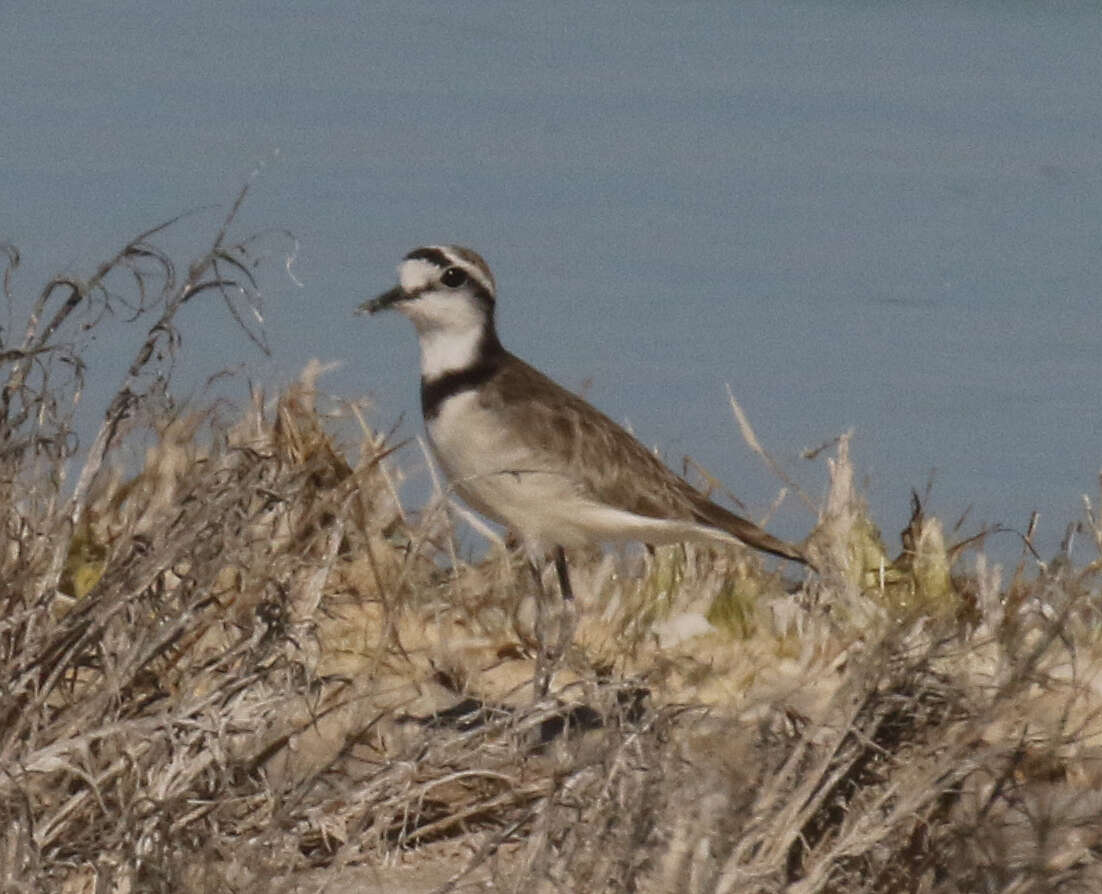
[690,495,811,567]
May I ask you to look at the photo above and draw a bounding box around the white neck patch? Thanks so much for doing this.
[418,322,485,379]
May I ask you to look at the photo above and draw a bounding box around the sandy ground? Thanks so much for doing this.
[288,866,462,893]
[284,844,499,893]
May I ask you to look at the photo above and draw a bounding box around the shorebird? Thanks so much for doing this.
[360,246,809,667]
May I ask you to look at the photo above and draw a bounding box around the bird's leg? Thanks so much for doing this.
[552,546,578,663]
[527,556,555,698]
[553,546,575,601]
[527,546,578,698]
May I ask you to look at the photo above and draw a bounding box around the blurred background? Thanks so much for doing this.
[3,0,1100,564]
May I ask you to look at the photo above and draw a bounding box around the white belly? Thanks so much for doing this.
[426,392,578,541]
[425,392,737,550]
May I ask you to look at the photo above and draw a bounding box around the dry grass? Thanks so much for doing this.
[3,198,1102,893]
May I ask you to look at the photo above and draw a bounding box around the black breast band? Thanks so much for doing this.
[421,361,500,419]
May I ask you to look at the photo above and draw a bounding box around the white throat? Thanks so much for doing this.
[418,324,486,379]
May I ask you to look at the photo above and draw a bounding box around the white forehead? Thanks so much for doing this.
[397,257,439,294]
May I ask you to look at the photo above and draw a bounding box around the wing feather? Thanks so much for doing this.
[480,354,807,564]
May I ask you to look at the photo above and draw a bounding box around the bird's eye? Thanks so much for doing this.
[441,267,468,288]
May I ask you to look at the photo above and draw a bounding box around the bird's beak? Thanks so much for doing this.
[357,285,406,315]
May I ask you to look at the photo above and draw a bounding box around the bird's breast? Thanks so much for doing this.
[425,391,588,540]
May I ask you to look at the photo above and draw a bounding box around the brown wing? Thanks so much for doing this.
[480,353,807,565]
[682,488,808,564]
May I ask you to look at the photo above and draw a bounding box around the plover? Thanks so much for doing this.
[360,245,809,621]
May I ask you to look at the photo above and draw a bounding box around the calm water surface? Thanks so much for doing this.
[3,1,1101,564]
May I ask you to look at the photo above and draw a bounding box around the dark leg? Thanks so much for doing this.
[554,546,575,602]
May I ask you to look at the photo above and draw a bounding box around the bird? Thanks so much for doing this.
[359,245,809,651]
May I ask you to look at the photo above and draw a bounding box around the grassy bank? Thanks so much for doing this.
[2,202,1101,893]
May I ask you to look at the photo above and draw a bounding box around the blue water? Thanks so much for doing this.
[3,1,1101,565]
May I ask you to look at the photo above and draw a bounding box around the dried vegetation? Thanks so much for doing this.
[2,199,1102,893]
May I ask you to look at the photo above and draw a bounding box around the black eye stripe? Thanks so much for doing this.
[405,278,493,307]
[404,247,451,268]
[401,246,495,300]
